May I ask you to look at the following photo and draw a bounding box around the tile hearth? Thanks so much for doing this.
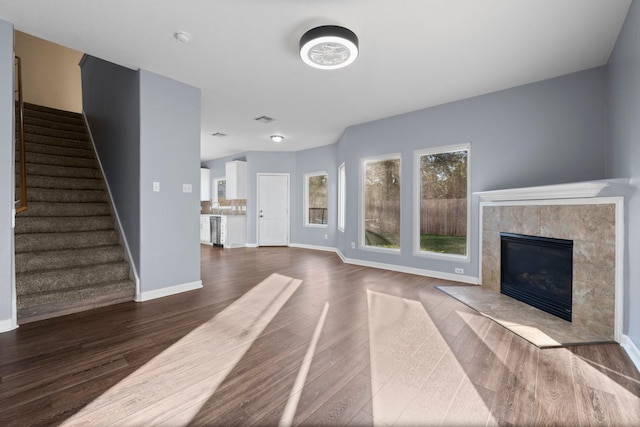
[437,285,614,348]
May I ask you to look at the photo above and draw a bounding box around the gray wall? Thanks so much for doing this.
[82,59,201,295]
[139,70,201,292]
[0,20,14,327]
[293,144,338,248]
[337,67,607,277]
[607,0,640,346]
[81,56,141,266]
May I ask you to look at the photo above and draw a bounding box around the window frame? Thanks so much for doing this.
[359,153,402,253]
[413,143,471,262]
[338,162,345,232]
[304,171,329,228]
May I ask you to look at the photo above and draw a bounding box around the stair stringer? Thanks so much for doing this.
[81,111,141,300]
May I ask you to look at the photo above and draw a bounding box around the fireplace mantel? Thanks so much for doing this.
[474,181,609,202]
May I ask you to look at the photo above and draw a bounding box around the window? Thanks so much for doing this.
[305,172,328,226]
[415,144,469,258]
[213,178,230,206]
[338,163,345,232]
[362,155,401,250]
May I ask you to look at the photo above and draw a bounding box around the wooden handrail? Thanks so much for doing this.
[15,56,27,213]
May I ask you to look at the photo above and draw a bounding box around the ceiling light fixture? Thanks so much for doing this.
[174,31,191,43]
[300,25,359,70]
[270,135,284,143]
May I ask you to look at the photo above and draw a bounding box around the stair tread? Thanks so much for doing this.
[14,103,134,320]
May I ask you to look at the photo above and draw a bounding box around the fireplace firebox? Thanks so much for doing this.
[500,233,573,321]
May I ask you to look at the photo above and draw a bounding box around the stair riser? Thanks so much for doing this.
[15,216,115,234]
[20,152,97,169]
[17,263,131,295]
[22,141,95,159]
[22,133,91,150]
[15,246,125,273]
[15,230,120,253]
[16,175,105,191]
[23,124,89,142]
[17,283,135,313]
[24,163,102,179]
[24,116,87,134]
[16,202,111,217]
[23,188,109,203]
[21,102,84,120]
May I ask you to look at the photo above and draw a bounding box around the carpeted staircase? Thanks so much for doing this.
[14,103,136,323]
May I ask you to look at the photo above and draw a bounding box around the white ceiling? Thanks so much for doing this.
[0,0,631,161]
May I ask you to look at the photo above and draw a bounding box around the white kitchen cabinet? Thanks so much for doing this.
[222,215,247,248]
[225,161,246,199]
[200,215,212,243]
[200,168,211,201]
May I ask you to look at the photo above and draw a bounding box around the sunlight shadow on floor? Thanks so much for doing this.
[366,289,496,426]
[60,273,301,426]
[278,301,330,427]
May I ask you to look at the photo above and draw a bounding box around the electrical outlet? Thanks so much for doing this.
[183,183,192,193]
[153,182,160,192]
[351,242,356,249]
[455,268,464,274]
[324,234,328,239]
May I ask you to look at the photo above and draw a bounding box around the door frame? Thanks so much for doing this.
[257,173,290,247]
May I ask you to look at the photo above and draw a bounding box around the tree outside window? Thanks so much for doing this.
[363,156,401,249]
[306,172,328,226]
[417,145,469,257]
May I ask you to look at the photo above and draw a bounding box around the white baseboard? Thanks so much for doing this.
[135,280,202,302]
[246,243,258,248]
[289,243,340,254]
[290,244,479,285]
[621,335,640,371]
[0,317,18,333]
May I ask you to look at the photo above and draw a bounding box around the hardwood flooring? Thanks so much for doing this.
[1,246,639,426]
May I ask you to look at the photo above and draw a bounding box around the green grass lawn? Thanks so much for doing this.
[364,229,399,249]
[420,234,466,255]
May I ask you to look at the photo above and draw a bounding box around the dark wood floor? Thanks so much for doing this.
[1,246,639,426]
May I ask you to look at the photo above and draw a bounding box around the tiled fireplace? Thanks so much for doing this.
[478,182,623,343]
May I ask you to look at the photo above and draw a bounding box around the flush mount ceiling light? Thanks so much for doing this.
[300,25,359,70]
[270,135,284,143]
[174,31,191,43]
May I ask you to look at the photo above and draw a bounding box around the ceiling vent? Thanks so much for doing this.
[254,115,275,124]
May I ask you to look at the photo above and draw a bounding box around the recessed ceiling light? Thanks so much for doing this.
[270,135,284,143]
[174,31,191,43]
[300,25,359,70]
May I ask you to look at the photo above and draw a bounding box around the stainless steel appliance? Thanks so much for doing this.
[210,216,222,247]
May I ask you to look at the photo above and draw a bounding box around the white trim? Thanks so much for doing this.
[304,171,329,227]
[82,112,141,299]
[478,196,624,343]
[342,254,479,285]
[246,243,258,248]
[360,153,402,250]
[338,162,345,232]
[413,143,471,262]
[289,243,340,254]
[0,317,18,333]
[621,335,640,372]
[474,181,609,201]
[136,280,202,302]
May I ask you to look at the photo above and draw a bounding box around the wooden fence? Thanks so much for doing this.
[420,199,466,236]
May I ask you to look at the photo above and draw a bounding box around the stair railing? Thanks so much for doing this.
[14,56,27,213]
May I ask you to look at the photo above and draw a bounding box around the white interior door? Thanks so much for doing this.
[258,174,290,246]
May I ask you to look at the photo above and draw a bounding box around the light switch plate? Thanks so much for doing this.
[153,182,160,192]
